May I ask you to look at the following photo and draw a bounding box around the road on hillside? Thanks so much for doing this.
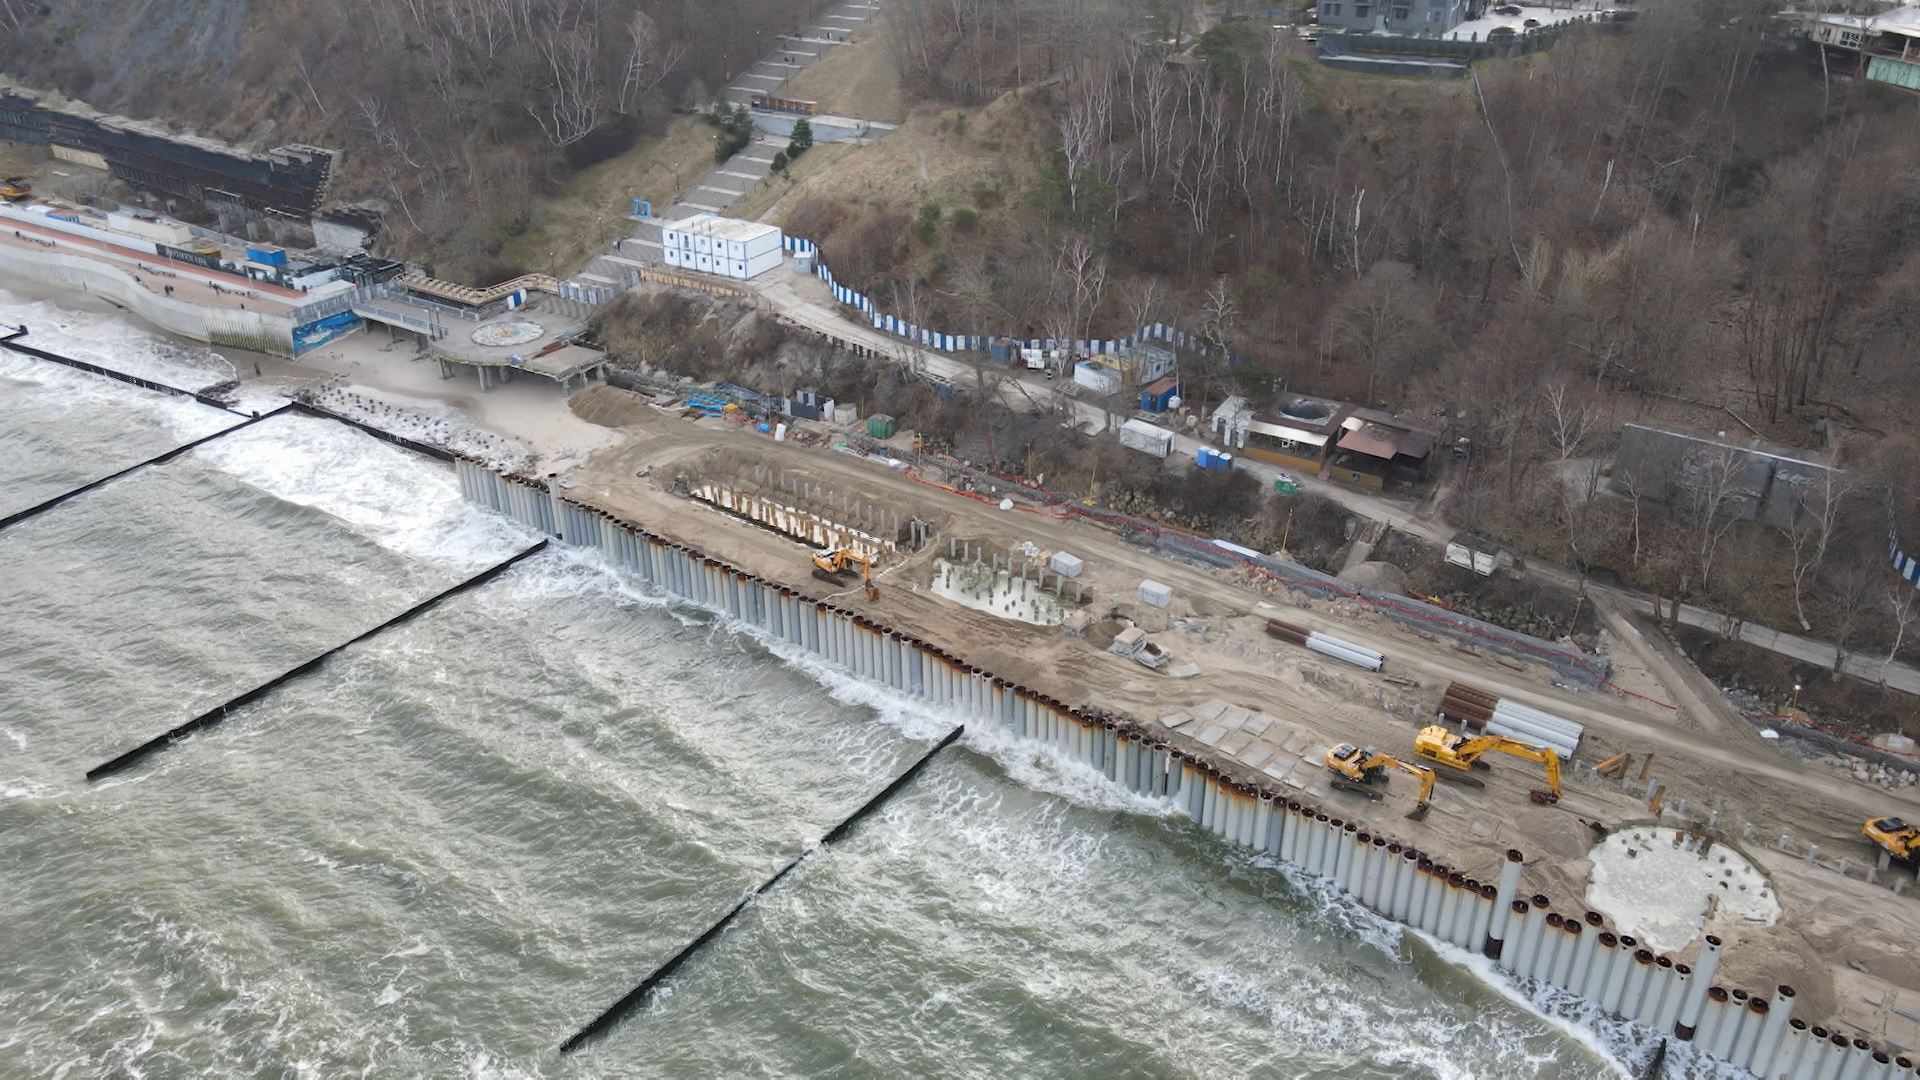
[753,273,1920,698]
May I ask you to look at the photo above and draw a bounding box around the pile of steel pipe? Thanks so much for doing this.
[1438,681,1497,728]
[451,459,1912,1080]
[1304,632,1384,671]
[1485,699,1581,759]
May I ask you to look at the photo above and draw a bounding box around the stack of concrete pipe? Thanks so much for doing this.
[1265,619,1385,672]
[455,457,1911,1080]
[1439,682,1582,759]
[1485,699,1582,759]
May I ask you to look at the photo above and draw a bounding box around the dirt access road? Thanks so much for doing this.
[747,273,1920,698]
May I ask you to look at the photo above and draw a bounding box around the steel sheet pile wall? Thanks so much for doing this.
[455,458,1899,1080]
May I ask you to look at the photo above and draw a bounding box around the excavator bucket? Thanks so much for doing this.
[1405,801,1431,821]
[1529,789,1559,805]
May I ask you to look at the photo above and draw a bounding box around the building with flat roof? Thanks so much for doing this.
[660,214,784,280]
[1212,394,1351,473]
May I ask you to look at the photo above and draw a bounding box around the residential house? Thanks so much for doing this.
[1806,6,1920,92]
[1212,394,1351,473]
[1327,410,1438,491]
[1316,0,1473,36]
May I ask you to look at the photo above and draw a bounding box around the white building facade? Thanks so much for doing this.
[660,214,785,280]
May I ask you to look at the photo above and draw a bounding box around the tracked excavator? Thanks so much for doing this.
[1324,744,1438,820]
[1863,817,1918,864]
[1413,725,1563,805]
[811,547,879,599]
[1,176,31,202]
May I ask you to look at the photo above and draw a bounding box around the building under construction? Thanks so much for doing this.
[0,83,335,224]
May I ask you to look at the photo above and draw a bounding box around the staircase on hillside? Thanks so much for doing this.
[559,0,890,293]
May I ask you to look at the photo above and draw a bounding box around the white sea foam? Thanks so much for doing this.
[0,286,237,390]
[0,351,237,444]
[189,415,533,569]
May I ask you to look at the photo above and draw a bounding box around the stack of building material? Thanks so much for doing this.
[1138,579,1172,608]
[1438,681,1582,758]
[1486,700,1581,759]
[1263,619,1385,671]
[1441,682,1498,728]
[1050,551,1084,578]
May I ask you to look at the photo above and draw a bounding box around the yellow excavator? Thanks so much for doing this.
[0,176,30,202]
[1324,744,1438,820]
[811,547,878,598]
[1414,725,1563,805]
[1863,817,1918,864]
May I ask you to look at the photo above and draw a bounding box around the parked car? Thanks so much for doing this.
[1488,25,1518,39]
[1494,5,1522,14]
[1272,472,1302,495]
[1523,17,1541,27]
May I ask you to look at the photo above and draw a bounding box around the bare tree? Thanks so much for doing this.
[1884,584,1917,685]
[1326,261,1436,403]
[1675,446,1750,594]
[1055,232,1108,342]
[618,10,688,116]
[1541,382,1606,582]
[1780,465,1855,631]
[526,0,606,148]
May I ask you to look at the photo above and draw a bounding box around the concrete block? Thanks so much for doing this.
[1139,579,1173,608]
[1050,551,1084,578]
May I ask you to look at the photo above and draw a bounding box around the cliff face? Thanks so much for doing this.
[0,0,251,127]
[0,0,833,277]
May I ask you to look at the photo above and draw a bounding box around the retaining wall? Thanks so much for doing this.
[454,457,1909,1080]
[0,241,293,355]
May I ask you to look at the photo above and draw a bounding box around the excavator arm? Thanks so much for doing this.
[1414,725,1561,804]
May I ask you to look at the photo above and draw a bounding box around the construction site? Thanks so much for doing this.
[548,378,1920,1071]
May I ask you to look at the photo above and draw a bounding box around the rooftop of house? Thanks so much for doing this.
[661,213,782,243]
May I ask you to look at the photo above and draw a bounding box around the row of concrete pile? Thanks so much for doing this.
[455,458,1912,1080]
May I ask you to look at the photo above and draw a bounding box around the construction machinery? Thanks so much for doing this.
[1,176,30,202]
[811,547,878,598]
[1414,725,1563,805]
[1324,743,1438,820]
[1863,817,1918,864]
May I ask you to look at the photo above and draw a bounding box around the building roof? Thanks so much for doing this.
[1337,424,1403,461]
[1813,6,1920,33]
[1142,375,1180,395]
[1247,419,1329,446]
[662,213,782,243]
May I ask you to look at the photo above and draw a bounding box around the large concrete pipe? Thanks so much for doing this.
[1551,921,1580,990]
[1482,718,1578,759]
[1734,997,1772,1073]
[1569,912,1602,998]
[1391,850,1419,921]
[1407,858,1432,929]
[1712,988,1747,1061]
[1696,988,1731,1061]
[1536,907,1566,983]
[1469,884,1497,956]
[1840,1038,1871,1080]
[1319,817,1343,880]
[1636,956,1672,1027]
[1751,985,1797,1078]
[1600,936,1633,1015]
[1677,934,1722,1039]
[1337,824,1361,890]
[1306,815,1328,877]
[1491,700,1584,740]
[1498,901,1529,972]
[1378,844,1405,916]
[1357,834,1381,905]
[1656,962,1689,1036]
[1776,1019,1812,1080]
[1439,873,1466,947]
[1487,850,1525,958]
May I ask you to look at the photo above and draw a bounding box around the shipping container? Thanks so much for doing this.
[1118,418,1174,458]
[245,243,287,267]
[866,414,896,439]
[1138,375,1181,413]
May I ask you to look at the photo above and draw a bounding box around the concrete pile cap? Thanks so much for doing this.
[1138,579,1173,608]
